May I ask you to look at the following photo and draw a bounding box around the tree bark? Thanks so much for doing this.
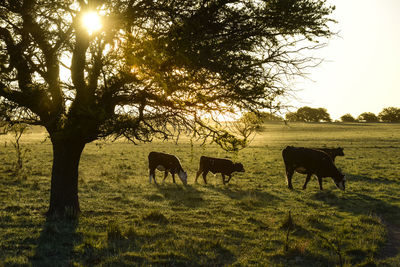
[46,138,86,217]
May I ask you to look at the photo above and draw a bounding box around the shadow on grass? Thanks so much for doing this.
[212,185,280,200]
[30,217,81,266]
[207,184,281,209]
[156,184,205,208]
[103,252,193,267]
[348,174,399,187]
[102,246,235,267]
[270,250,336,267]
[311,177,400,222]
[311,177,400,260]
[93,221,236,266]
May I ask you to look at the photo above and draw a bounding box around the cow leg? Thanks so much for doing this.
[302,173,312,190]
[222,174,226,185]
[195,170,202,183]
[226,175,232,183]
[202,171,208,184]
[285,167,294,189]
[317,176,323,190]
[149,169,157,184]
[172,173,176,183]
[162,171,168,183]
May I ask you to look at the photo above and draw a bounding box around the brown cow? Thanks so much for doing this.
[195,156,245,185]
[313,147,344,162]
[148,152,187,185]
[282,146,345,191]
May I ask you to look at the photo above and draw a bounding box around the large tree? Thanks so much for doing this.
[286,106,331,122]
[340,113,356,122]
[0,0,335,216]
[378,107,400,123]
[357,112,378,122]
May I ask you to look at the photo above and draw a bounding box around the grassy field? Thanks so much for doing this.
[0,122,400,266]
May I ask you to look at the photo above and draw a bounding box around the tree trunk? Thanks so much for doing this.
[46,139,86,217]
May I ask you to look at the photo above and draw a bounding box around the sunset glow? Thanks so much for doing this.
[82,11,102,35]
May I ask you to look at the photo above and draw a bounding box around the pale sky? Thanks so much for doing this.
[293,0,400,120]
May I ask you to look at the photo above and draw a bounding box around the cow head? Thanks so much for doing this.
[178,170,188,185]
[234,163,245,172]
[334,174,346,191]
[336,147,345,156]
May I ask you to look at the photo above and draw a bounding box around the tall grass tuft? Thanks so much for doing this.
[107,221,124,242]
[280,211,295,252]
[143,211,169,224]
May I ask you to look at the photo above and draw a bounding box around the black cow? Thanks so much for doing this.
[282,146,345,191]
[313,147,344,162]
[148,152,187,185]
[195,156,245,185]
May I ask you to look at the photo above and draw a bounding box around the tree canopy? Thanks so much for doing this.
[357,112,378,123]
[378,107,400,123]
[0,0,336,215]
[340,113,356,122]
[0,0,335,141]
[286,106,331,122]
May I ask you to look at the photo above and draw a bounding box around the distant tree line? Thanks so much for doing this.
[340,107,400,123]
[259,106,400,123]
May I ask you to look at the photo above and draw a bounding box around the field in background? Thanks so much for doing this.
[1,122,399,266]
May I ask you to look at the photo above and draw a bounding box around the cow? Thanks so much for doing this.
[195,156,245,185]
[313,147,344,162]
[282,146,345,191]
[148,152,187,185]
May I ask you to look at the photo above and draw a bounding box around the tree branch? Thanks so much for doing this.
[71,19,90,103]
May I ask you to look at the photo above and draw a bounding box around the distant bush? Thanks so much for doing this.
[1,123,30,177]
[340,113,356,122]
[214,112,261,153]
[260,112,283,122]
[378,107,400,122]
[285,111,298,122]
[0,121,9,135]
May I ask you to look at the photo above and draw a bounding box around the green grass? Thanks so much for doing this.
[1,122,400,266]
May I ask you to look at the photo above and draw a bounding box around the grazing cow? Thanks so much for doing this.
[148,152,187,185]
[195,156,245,185]
[282,146,345,191]
[313,147,344,162]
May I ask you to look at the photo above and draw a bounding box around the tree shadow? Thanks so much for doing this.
[311,177,400,260]
[90,219,236,266]
[270,250,337,267]
[29,216,81,266]
[102,238,236,266]
[206,184,281,211]
[155,184,205,208]
[208,184,280,202]
[347,174,399,187]
[311,176,400,222]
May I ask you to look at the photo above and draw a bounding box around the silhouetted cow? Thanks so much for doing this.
[282,146,345,191]
[195,156,245,185]
[148,152,187,185]
[313,147,344,162]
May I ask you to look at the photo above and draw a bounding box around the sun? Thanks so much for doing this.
[82,11,102,35]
